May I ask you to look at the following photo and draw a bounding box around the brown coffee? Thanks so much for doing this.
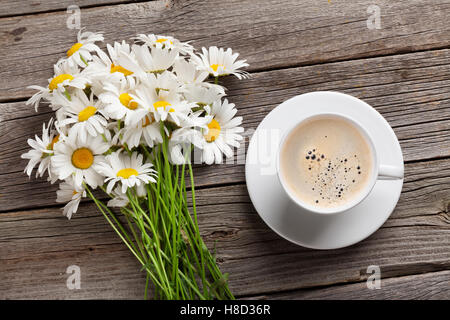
[279,116,373,209]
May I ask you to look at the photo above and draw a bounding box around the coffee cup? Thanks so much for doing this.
[277,112,403,215]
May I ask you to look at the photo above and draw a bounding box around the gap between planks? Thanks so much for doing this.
[240,269,450,300]
[2,44,450,106]
[1,205,448,298]
[0,154,448,215]
[2,47,450,212]
[0,0,159,19]
[3,0,450,101]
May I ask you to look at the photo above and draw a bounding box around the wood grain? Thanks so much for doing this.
[0,172,448,299]
[1,49,449,212]
[0,0,147,18]
[247,270,450,300]
[3,0,450,100]
[1,0,449,300]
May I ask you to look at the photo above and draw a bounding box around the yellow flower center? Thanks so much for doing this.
[153,100,172,111]
[110,63,133,76]
[205,119,221,142]
[156,38,173,44]
[119,93,138,110]
[210,64,224,72]
[49,74,74,91]
[142,115,154,127]
[67,42,83,57]
[47,135,59,151]
[117,168,138,179]
[78,106,97,122]
[71,148,94,169]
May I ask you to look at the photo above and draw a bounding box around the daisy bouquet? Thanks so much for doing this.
[22,30,249,300]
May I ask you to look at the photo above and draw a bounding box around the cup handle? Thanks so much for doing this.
[378,164,404,180]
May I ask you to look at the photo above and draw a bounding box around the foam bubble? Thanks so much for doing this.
[280,117,373,209]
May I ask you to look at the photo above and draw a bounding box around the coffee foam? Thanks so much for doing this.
[280,116,373,209]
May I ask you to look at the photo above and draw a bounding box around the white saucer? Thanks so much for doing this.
[245,91,404,250]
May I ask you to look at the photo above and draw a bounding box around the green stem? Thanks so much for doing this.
[88,135,234,299]
[85,185,171,298]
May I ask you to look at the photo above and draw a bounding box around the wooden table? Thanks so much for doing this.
[0,0,449,300]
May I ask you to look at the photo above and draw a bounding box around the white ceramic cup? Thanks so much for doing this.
[277,112,404,215]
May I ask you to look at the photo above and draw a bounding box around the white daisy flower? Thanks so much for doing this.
[85,41,136,84]
[173,58,209,85]
[107,187,129,207]
[168,111,212,164]
[147,71,182,95]
[51,133,109,188]
[95,151,157,194]
[169,128,201,165]
[118,44,178,77]
[201,99,244,164]
[183,83,225,106]
[106,182,146,207]
[192,46,250,79]
[131,84,191,126]
[99,80,148,126]
[56,178,86,219]
[120,114,163,148]
[187,109,213,129]
[107,41,133,62]
[21,118,59,178]
[64,29,104,68]
[27,60,91,111]
[55,90,107,143]
[154,96,191,126]
[135,34,193,54]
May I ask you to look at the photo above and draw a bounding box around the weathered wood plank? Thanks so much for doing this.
[0,171,448,299]
[0,0,143,18]
[2,0,450,100]
[247,270,450,300]
[1,49,450,212]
